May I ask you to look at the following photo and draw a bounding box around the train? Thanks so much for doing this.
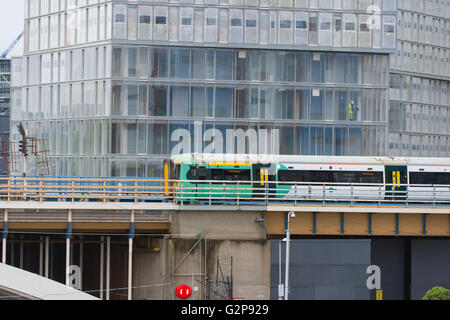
[164,154,450,203]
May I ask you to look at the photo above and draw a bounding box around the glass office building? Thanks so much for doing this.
[12,0,403,177]
[388,0,450,157]
[0,59,11,175]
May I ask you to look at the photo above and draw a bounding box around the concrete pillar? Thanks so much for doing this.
[128,237,133,301]
[66,210,72,287]
[10,238,14,266]
[100,236,104,300]
[106,236,110,300]
[19,235,23,269]
[65,237,70,286]
[128,210,135,301]
[45,236,49,278]
[39,236,43,276]
[80,236,83,291]
[2,209,7,264]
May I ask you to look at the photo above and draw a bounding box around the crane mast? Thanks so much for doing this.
[1,32,24,59]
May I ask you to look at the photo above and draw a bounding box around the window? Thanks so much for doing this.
[335,19,342,31]
[410,172,435,185]
[410,172,450,185]
[360,23,370,32]
[345,22,355,31]
[181,17,192,25]
[246,19,257,27]
[384,24,395,33]
[296,20,307,29]
[140,15,151,24]
[148,85,168,116]
[211,169,251,182]
[231,18,242,27]
[206,17,216,26]
[279,170,330,183]
[279,170,383,184]
[309,18,318,31]
[321,22,331,30]
[187,166,207,180]
[280,20,292,28]
[155,16,166,24]
[115,14,125,23]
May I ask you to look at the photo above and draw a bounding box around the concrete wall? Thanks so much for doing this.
[371,239,406,300]
[168,210,271,300]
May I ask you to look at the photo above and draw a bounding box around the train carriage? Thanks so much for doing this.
[164,154,450,204]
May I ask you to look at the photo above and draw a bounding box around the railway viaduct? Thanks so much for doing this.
[1,198,449,300]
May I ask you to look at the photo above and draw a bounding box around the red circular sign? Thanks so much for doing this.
[176,284,192,299]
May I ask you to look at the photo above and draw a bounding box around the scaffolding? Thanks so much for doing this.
[0,140,19,176]
[27,137,50,177]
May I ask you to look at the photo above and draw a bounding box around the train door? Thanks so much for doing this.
[252,164,274,199]
[253,164,266,199]
[163,160,179,201]
[385,166,408,200]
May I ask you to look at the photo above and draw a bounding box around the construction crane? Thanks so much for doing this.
[1,32,23,59]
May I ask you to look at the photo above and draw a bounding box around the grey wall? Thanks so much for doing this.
[270,239,371,300]
[371,239,406,300]
[411,240,450,300]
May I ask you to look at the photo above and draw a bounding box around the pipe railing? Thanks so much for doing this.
[0,177,448,206]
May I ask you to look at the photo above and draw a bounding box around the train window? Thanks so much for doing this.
[224,169,251,182]
[187,166,197,180]
[435,173,450,185]
[210,169,251,182]
[279,170,331,183]
[175,164,180,179]
[279,170,382,184]
[304,171,331,183]
[358,172,384,184]
[409,172,435,185]
[197,167,207,180]
[278,170,304,183]
[332,171,356,183]
[211,169,224,181]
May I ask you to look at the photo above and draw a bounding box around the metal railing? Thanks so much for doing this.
[173,180,450,207]
[0,176,449,207]
[0,176,167,204]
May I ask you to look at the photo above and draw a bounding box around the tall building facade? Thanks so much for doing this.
[0,59,11,175]
[388,0,450,157]
[12,0,403,177]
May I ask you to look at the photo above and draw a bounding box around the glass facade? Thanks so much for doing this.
[0,59,11,175]
[11,0,416,178]
[388,0,450,157]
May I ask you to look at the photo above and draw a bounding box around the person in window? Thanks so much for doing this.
[349,100,355,121]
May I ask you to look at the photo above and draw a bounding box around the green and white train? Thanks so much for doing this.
[164,154,450,203]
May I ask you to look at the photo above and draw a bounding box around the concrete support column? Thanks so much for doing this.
[2,209,7,264]
[100,236,104,300]
[66,210,72,287]
[128,237,133,300]
[39,236,43,276]
[106,236,111,300]
[79,235,83,291]
[128,210,135,301]
[45,236,49,278]
[19,234,23,269]
[10,237,14,266]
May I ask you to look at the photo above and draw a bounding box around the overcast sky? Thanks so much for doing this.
[0,1,25,58]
